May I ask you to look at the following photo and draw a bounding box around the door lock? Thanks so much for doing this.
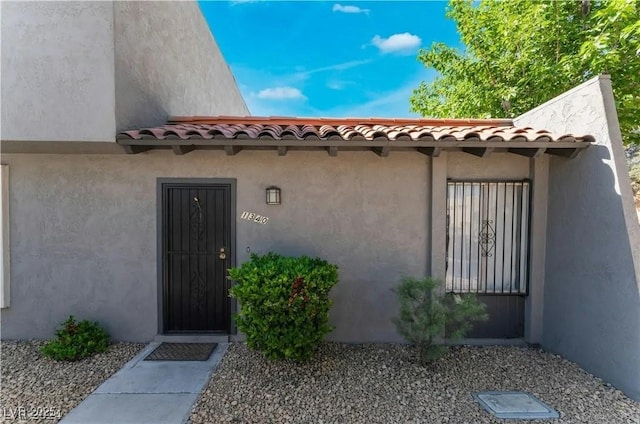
[219,247,227,260]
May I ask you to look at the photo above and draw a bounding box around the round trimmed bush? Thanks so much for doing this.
[228,252,338,361]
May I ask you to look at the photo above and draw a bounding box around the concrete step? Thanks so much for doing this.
[153,334,229,343]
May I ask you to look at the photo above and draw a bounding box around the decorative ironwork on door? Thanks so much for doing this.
[163,185,231,333]
[478,219,496,257]
[445,180,530,294]
[190,196,206,241]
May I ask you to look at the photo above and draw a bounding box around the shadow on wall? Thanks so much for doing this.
[544,143,640,401]
[256,241,323,260]
[114,66,168,133]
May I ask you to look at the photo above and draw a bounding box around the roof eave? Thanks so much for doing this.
[115,136,591,159]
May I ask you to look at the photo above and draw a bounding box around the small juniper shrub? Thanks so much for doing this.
[228,253,338,361]
[394,276,488,365]
[41,315,110,361]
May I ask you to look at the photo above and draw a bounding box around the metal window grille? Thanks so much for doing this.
[446,180,530,294]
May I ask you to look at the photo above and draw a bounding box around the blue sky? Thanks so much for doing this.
[198,1,460,117]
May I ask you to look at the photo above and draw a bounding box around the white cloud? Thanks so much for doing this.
[333,4,370,14]
[371,33,421,54]
[309,70,436,118]
[256,87,306,100]
[327,80,345,90]
[326,79,356,90]
[331,83,417,117]
[293,59,371,81]
[230,0,258,5]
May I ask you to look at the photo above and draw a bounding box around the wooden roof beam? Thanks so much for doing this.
[416,147,441,157]
[372,146,390,157]
[172,145,195,155]
[225,145,242,156]
[121,145,151,154]
[508,147,547,158]
[462,147,494,158]
[547,148,583,159]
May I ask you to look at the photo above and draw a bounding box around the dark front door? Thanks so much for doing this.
[161,182,233,333]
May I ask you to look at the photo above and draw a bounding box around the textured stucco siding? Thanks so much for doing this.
[0,1,116,142]
[515,75,640,401]
[447,152,530,180]
[0,151,427,342]
[0,1,248,146]
[114,2,249,133]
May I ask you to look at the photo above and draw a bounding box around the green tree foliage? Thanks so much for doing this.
[394,276,488,364]
[410,0,640,145]
[228,253,338,361]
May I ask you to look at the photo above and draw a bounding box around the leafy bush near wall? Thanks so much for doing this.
[41,315,109,361]
[228,253,338,361]
[394,276,488,364]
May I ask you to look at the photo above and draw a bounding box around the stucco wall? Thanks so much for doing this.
[515,75,640,401]
[114,1,249,132]
[1,1,116,142]
[0,151,428,342]
[0,1,249,145]
[447,152,530,179]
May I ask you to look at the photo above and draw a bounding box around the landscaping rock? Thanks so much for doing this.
[190,343,640,424]
[0,340,143,423]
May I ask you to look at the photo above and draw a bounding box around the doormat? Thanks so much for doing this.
[144,343,218,361]
[473,391,559,420]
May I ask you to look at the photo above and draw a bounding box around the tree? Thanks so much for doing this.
[410,0,640,145]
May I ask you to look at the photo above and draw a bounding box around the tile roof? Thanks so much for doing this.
[118,116,595,144]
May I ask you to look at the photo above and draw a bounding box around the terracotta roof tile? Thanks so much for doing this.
[117,116,595,144]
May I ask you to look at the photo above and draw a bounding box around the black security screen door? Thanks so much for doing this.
[162,183,232,333]
[446,180,530,295]
[445,180,531,338]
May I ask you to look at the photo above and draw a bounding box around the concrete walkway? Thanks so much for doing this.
[60,342,228,424]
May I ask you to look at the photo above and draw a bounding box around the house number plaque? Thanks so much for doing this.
[240,211,269,224]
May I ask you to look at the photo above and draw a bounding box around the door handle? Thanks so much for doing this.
[219,247,227,260]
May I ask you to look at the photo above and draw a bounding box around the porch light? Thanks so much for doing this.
[266,186,281,205]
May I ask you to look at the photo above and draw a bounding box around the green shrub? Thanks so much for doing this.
[41,315,109,361]
[393,276,488,364]
[228,252,338,361]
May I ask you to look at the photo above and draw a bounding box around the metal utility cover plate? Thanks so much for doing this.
[473,391,559,419]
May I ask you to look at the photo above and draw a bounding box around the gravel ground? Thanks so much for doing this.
[0,340,143,423]
[190,343,640,424]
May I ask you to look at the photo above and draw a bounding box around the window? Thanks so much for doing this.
[446,180,530,294]
[0,164,9,308]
